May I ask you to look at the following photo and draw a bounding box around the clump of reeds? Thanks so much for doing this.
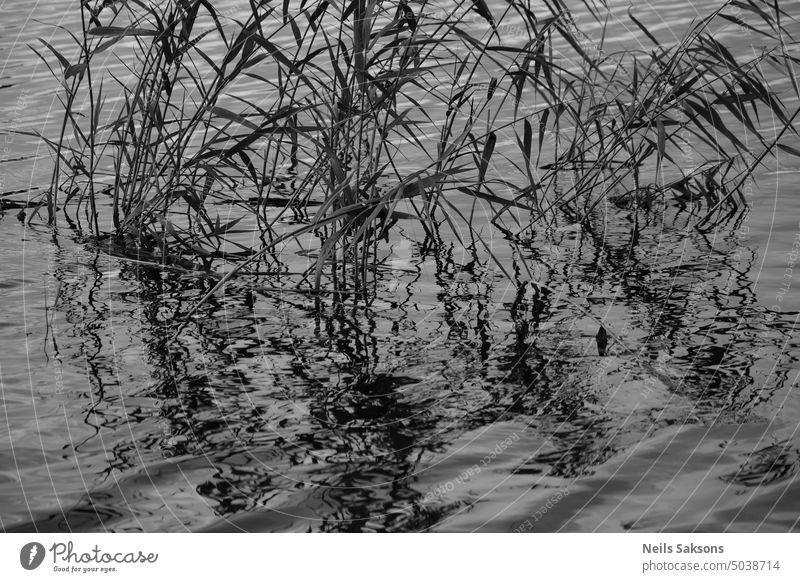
[33,0,799,297]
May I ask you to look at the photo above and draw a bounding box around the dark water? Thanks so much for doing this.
[2,0,800,532]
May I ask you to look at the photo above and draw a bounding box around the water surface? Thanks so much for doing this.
[1,0,800,532]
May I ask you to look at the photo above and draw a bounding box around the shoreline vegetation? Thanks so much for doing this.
[25,0,800,306]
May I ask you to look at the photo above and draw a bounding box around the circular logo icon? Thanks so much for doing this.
[20,542,46,570]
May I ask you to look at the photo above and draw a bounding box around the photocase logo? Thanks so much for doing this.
[20,542,46,570]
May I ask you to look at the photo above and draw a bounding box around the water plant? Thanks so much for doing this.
[29,0,800,302]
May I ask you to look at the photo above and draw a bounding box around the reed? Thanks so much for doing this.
[34,0,799,298]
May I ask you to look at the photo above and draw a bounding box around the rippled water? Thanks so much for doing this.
[2,0,800,532]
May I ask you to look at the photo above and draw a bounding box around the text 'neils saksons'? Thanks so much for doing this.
[643,543,724,554]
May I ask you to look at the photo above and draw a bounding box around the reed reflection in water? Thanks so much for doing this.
[2,195,798,532]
